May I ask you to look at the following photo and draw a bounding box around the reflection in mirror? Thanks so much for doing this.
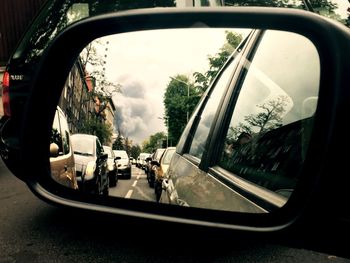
[50,28,320,213]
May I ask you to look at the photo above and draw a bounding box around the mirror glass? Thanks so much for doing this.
[50,28,320,213]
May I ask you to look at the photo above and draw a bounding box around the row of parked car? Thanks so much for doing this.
[50,106,132,195]
[135,147,176,202]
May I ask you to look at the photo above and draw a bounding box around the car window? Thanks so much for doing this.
[188,56,239,159]
[71,135,94,156]
[162,148,176,165]
[115,150,128,159]
[51,110,64,156]
[58,111,71,155]
[96,138,103,156]
[218,30,320,196]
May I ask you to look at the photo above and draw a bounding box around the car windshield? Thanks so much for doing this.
[162,148,176,164]
[114,150,128,159]
[71,135,94,156]
[103,146,112,158]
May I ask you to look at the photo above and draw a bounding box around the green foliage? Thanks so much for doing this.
[79,118,113,145]
[142,132,167,153]
[112,133,124,150]
[130,145,141,159]
[163,75,200,145]
[163,31,243,145]
[194,31,243,92]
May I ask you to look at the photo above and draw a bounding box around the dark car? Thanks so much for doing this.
[71,134,109,195]
[103,145,118,187]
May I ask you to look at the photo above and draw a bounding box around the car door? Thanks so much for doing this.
[163,29,320,213]
[161,38,256,211]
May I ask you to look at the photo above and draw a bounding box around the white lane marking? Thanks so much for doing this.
[132,180,137,187]
[136,175,140,180]
[125,190,133,199]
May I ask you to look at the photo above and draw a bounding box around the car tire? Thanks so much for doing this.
[109,172,117,187]
[154,181,162,202]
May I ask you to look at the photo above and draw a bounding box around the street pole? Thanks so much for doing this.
[158,116,169,148]
[187,84,189,123]
[166,117,169,147]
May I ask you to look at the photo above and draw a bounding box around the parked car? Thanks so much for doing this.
[145,148,165,188]
[103,145,118,187]
[70,134,109,195]
[161,28,321,212]
[138,152,151,170]
[153,147,176,202]
[50,106,78,190]
[113,150,131,179]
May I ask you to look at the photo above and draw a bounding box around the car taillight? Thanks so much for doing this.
[2,71,11,116]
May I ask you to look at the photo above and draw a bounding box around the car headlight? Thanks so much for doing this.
[85,161,96,181]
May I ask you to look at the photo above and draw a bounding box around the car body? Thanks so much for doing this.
[146,148,165,188]
[50,106,78,190]
[161,28,321,212]
[113,150,131,179]
[103,145,118,187]
[70,134,109,195]
[154,147,176,202]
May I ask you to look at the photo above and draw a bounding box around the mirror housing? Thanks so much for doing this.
[18,7,350,235]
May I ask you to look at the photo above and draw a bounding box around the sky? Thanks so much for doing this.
[94,28,249,145]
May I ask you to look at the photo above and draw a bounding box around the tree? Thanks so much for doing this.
[228,95,290,141]
[130,145,141,159]
[112,133,124,150]
[163,75,200,145]
[142,132,167,153]
[79,118,113,145]
[194,31,243,92]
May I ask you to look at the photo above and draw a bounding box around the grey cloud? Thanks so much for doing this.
[117,75,146,99]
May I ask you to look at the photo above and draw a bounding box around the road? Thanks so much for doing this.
[0,159,349,262]
[109,166,156,202]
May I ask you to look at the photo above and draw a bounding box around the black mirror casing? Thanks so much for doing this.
[17,7,350,255]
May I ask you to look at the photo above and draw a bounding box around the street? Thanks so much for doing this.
[0,159,349,262]
[109,166,156,202]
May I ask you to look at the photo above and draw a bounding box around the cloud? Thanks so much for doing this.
[113,80,156,144]
[117,75,146,99]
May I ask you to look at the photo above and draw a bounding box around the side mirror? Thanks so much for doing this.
[145,157,152,162]
[114,156,121,161]
[99,153,108,161]
[17,7,350,246]
[49,143,59,158]
[151,160,160,167]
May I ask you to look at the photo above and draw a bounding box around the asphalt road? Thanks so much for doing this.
[109,166,156,202]
[0,159,349,262]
